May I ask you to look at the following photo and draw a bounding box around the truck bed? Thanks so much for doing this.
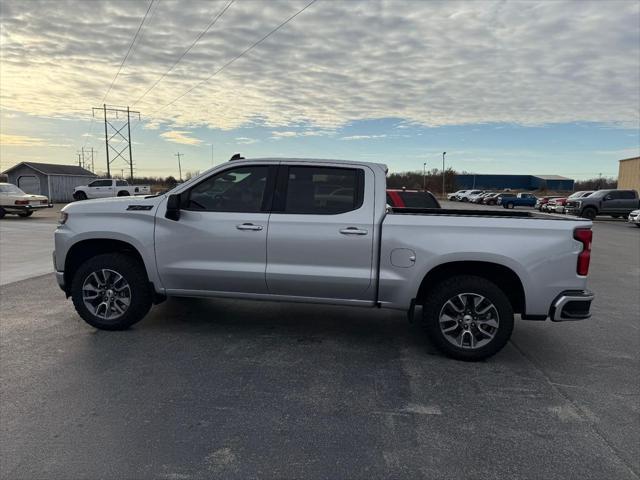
[390,207,585,220]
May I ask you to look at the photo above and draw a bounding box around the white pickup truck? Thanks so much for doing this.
[72,179,151,200]
[54,158,594,360]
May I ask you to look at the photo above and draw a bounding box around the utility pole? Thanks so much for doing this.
[423,162,427,191]
[442,151,447,197]
[90,147,95,173]
[175,152,183,182]
[211,144,214,167]
[92,104,141,179]
[77,153,82,167]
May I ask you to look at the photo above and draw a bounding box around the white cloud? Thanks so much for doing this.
[0,0,638,133]
[235,137,258,144]
[159,130,202,145]
[271,129,332,139]
[341,134,387,141]
[0,133,71,147]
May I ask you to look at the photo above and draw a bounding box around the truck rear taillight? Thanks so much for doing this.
[14,200,29,205]
[574,228,592,276]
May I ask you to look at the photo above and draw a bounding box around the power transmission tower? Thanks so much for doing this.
[90,147,95,173]
[175,152,183,181]
[92,104,140,180]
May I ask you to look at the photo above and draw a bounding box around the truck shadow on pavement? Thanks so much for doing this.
[137,296,441,355]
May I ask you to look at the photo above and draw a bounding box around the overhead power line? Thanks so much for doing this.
[133,0,235,106]
[145,0,318,119]
[102,0,156,103]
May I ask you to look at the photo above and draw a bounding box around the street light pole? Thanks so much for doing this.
[442,151,447,197]
[423,162,427,191]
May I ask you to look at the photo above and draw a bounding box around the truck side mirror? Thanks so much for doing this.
[165,194,181,221]
[604,195,612,201]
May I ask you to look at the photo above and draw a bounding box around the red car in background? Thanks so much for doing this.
[386,189,441,209]
[535,196,563,211]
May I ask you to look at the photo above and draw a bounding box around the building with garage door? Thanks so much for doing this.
[1,162,96,203]
[617,156,640,191]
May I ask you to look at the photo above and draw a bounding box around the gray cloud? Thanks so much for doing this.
[1,0,638,132]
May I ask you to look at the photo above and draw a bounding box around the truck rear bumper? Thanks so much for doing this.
[549,290,594,321]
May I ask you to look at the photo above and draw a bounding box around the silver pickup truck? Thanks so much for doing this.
[54,158,594,360]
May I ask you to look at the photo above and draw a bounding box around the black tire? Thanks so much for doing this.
[421,275,515,361]
[71,253,152,330]
[0,207,5,219]
[18,211,34,217]
[461,197,469,202]
[581,207,597,220]
[117,190,130,197]
[74,191,87,201]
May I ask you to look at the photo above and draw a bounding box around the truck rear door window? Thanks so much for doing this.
[280,166,364,214]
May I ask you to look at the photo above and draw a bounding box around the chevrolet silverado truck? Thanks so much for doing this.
[73,179,151,200]
[565,189,640,220]
[54,158,594,361]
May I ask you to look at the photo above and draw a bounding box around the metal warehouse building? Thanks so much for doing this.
[2,162,96,203]
[455,174,574,191]
[617,156,640,191]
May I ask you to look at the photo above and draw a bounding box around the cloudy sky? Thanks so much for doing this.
[1,0,638,179]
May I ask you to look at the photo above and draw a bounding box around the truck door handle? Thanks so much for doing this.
[340,227,368,235]
[236,223,263,231]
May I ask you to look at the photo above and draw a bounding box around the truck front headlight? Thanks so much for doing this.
[58,211,68,225]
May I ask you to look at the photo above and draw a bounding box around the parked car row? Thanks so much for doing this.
[448,190,538,209]
[448,188,640,221]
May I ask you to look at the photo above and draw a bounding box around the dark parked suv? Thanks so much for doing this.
[565,189,640,219]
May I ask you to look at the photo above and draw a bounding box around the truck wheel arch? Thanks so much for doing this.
[416,261,525,314]
[64,239,147,295]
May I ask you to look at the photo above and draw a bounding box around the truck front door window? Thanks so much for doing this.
[186,166,269,212]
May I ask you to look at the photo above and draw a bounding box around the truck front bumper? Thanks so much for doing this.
[549,290,594,321]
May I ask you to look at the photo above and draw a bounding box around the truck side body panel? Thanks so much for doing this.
[378,213,590,315]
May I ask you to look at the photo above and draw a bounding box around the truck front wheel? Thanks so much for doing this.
[421,275,514,361]
[71,253,152,330]
[581,207,597,220]
[73,191,87,201]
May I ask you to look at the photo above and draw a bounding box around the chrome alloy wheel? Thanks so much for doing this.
[82,269,132,320]
[438,293,500,349]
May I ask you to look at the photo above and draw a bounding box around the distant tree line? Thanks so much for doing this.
[386,168,458,194]
[574,176,617,191]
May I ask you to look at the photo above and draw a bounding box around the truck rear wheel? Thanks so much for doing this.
[117,190,130,197]
[421,275,514,361]
[71,253,152,330]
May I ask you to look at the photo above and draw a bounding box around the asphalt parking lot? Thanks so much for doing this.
[1,206,638,479]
